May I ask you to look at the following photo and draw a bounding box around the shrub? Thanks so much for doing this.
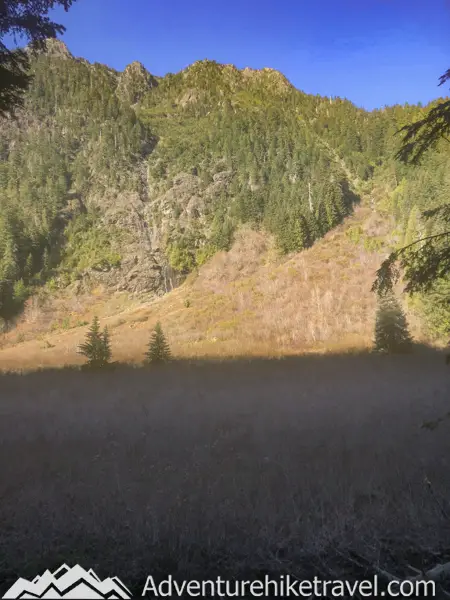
[0,317,7,334]
[78,316,112,369]
[195,245,216,266]
[168,242,196,274]
[12,279,29,306]
[61,316,71,330]
[76,320,89,327]
[145,322,172,364]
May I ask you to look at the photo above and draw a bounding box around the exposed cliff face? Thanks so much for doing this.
[82,176,206,296]
[241,66,293,94]
[177,59,293,100]
[31,38,73,58]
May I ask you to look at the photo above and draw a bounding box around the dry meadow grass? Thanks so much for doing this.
[0,204,435,371]
[0,352,450,594]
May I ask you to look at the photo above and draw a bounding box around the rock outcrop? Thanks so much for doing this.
[116,61,158,104]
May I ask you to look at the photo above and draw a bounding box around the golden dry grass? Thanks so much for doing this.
[0,202,433,372]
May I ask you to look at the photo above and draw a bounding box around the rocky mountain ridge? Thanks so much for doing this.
[0,40,449,340]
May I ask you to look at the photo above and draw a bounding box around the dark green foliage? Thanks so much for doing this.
[373,68,450,321]
[12,278,29,306]
[142,71,365,259]
[373,225,450,296]
[373,149,450,297]
[0,1,75,115]
[102,325,112,364]
[396,70,450,165]
[168,240,196,274]
[145,322,171,364]
[373,292,413,354]
[419,279,450,338]
[372,181,450,340]
[61,210,123,277]
[78,316,112,369]
[0,48,30,116]
[0,46,147,318]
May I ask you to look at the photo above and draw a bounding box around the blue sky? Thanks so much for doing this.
[34,0,450,109]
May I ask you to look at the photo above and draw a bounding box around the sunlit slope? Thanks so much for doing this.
[0,193,430,371]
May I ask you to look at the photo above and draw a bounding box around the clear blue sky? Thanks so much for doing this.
[45,0,450,109]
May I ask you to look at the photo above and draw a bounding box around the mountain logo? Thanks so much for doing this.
[2,564,132,599]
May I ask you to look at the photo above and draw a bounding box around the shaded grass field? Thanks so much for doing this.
[0,350,449,595]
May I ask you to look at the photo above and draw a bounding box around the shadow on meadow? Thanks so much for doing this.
[0,346,449,594]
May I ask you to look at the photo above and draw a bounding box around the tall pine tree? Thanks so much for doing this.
[78,316,112,368]
[145,322,172,364]
[373,292,413,353]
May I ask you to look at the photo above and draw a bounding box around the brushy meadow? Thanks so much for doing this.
[0,351,449,595]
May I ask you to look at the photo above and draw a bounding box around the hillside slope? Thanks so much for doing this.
[0,43,399,313]
[0,187,433,371]
[0,41,449,364]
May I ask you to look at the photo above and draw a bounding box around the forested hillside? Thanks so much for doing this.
[0,40,449,341]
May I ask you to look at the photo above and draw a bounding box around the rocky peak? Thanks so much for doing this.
[241,66,292,93]
[180,60,292,97]
[116,61,158,104]
[42,38,72,58]
[123,61,153,78]
[182,59,222,81]
[26,37,72,59]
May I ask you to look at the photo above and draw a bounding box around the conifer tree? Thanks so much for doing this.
[42,247,50,275]
[323,181,345,228]
[373,292,413,353]
[102,325,112,363]
[12,279,28,307]
[0,0,76,115]
[24,253,34,282]
[2,237,19,283]
[403,205,421,247]
[78,316,112,368]
[145,321,171,364]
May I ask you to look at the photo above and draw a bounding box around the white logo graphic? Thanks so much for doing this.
[2,564,132,599]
